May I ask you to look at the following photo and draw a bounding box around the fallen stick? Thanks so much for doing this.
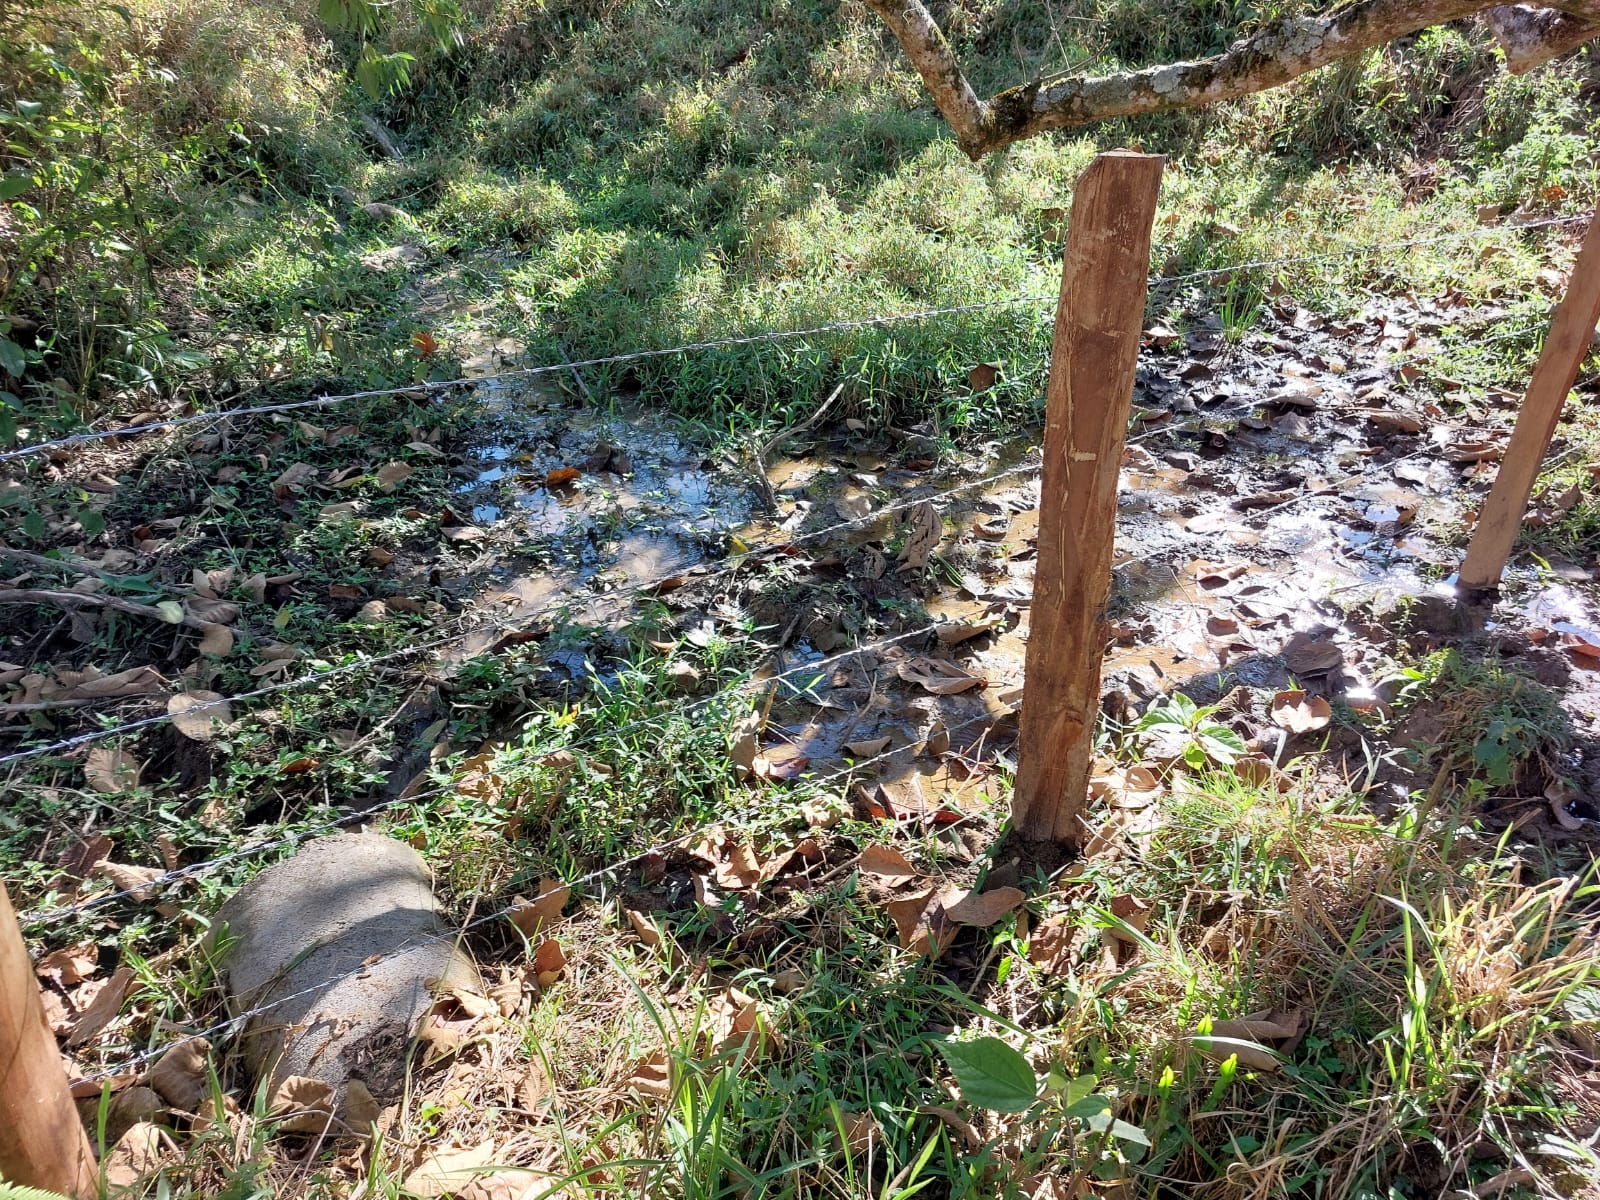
[0,588,212,631]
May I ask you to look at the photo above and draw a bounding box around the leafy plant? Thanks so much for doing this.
[1135,692,1247,769]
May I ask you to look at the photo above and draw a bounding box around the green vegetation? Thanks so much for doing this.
[4,1,1600,1198]
[4,0,1598,450]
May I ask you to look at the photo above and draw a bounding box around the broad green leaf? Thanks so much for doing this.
[935,1036,1037,1114]
[0,336,25,377]
[1060,1073,1098,1109]
[1110,1118,1150,1146]
[1064,1092,1110,1120]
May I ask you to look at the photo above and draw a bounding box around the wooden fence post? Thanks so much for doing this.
[1460,207,1600,590]
[1,882,99,1199]
[1013,150,1164,845]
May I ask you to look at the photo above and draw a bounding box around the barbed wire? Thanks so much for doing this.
[0,448,1045,770]
[0,212,1582,464]
[1,297,1535,774]
[19,367,1452,926]
[63,699,1018,1088]
[19,610,965,925]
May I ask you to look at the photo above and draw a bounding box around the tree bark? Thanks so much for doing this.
[861,0,1600,159]
[0,883,100,1198]
[1487,3,1600,72]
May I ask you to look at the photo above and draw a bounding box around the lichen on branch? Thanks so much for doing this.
[862,0,1600,158]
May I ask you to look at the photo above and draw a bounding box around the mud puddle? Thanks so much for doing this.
[434,289,1597,811]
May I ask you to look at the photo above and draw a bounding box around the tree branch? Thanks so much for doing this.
[0,589,212,631]
[1487,3,1600,72]
[863,0,1600,158]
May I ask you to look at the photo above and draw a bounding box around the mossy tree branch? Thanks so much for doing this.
[861,0,1600,159]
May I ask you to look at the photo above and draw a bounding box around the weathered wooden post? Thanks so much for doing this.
[1460,207,1600,590]
[1013,150,1164,844]
[0,883,99,1198]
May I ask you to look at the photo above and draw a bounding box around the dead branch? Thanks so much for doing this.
[861,0,1600,159]
[0,589,211,631]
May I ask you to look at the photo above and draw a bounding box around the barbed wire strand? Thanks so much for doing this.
[0,445,1048,770]
[22,377,1454,926]
[19,604,975,925]
[65,700,1018,1088]
[1,322,1525,775]
[0,213,1582,464]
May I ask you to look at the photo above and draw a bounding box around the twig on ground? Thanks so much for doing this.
[749,383,847,512]
[0,699,97,716]
[0,546,122,583]
[0,588,213,632]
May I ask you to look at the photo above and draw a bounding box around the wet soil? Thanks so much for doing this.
[437,295,1600,834]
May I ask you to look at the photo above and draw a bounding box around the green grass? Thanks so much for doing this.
[5,2,1600,1197]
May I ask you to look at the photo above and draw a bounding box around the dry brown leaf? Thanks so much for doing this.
[93,859,163,901]
[837,1109,880,1157]
[507,879,569,939]
[403,1139,499,1198]
[418,1002,480,1062]
[626,909,664,950]
[459,1171,548,1200]
[859,844,918,881]
[1028,915,1076,974]
[884,890,935,948]
[104,1120,165,1188]
[342,1079,382,1137]
[533,938,567,989]
[270,1074,336,1134]
[446,983,500,1021]
[41,988,74,1036]
[146,1038,210,1112]
[85,747,142,793]
[1271,690,1332,733]
[895,657,984,695]
[897,501,942,571]
[37,942,99,988]
[488,968,523,1018]
[519,1055,554,1112]
[845,736,891,758]
[773,967,807,994]
[835,494,873,521]
[1547,780,1585,831]
[1193,1010,1307,1073]
[1281,637,1343,676]
[707,986,777,1064]
[68,965,134,1046]
[859,546,887,580]
[69,665,166,699]
[727,707,764,778]
[168,691,233,740]
[943,886,1025,927]
[196,621,234,656]
[628,1049,672,1100]
[935,614,1004,645]
[375,461,413,490]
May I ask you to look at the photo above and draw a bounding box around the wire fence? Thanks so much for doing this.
[0,212,1582,465]
[16,375,1464,931]
[18,610,972,925]
[0,449,1045,771]
[24,204,1586,1093]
